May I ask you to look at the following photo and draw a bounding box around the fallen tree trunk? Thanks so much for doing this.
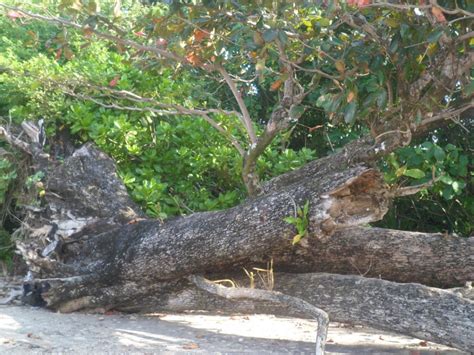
[156,273,474,352]
[2,130,472,352]
[262,227,474,287]
[17,145,389,311]
[7,141,468,295]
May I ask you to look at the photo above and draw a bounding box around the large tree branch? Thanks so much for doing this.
[259,227,474,287]
[171,273,473,352]
[11,142,389,308]
[241,40,308,196]
[189,275,329,355]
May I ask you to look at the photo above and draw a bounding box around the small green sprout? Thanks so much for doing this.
[284,200,310,245]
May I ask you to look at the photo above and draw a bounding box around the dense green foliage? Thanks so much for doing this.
[0,10,316,218]
[0,0,472,257]
[377,125,473,236]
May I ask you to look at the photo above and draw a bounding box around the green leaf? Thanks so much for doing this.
[441,186,454,200]
[262,29,278,42]
[344,102,357,124]
[289,104,305,120]
[403,169,425,179]
[400,23,410,39]
[385,18,400,28]
[439,175,454,185]
[317,18,330,27]
[433,146,446,161]
[377,90,387,108]
[303,201,309,216]
[445,143,456,151]
[427,29,444,43]
[278,30,288,45]
[283,216,298,224]
[452,180,465,193]
[396,165,407,177]
[389,36,399,53]
[87,0,99,13]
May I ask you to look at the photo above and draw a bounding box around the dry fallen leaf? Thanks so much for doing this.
[270,79,283,91]
[431,7,447,23]
[193,29,208,43]
[335,60,345,74]
[347,91,356,103]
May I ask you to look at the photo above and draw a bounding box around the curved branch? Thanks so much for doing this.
[66,91,245,156]
[456,30,474,42]
[188,275,329,355]
[217,65,257,145]
[417,101,473,131]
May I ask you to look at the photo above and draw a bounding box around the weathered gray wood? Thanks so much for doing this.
[189,275,329,355]
[154,273,474,352]
[5,140,472,352]
[19,144,389,311]
[273,273,474,352]
[263,227,474,287]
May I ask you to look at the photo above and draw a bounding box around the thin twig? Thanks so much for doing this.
[65,91,246,156]
[418,102,473,129]
[0,127,31,154]
[281,59,340,81]
[217,65,257,144]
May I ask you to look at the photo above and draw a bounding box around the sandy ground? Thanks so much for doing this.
[0,304,466,354]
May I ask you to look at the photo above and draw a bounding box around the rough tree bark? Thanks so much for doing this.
[159,273,473,352]
[1,129,472,352]
[258,227,474,287]
[18,143,389,309]
[155,273,473,352]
